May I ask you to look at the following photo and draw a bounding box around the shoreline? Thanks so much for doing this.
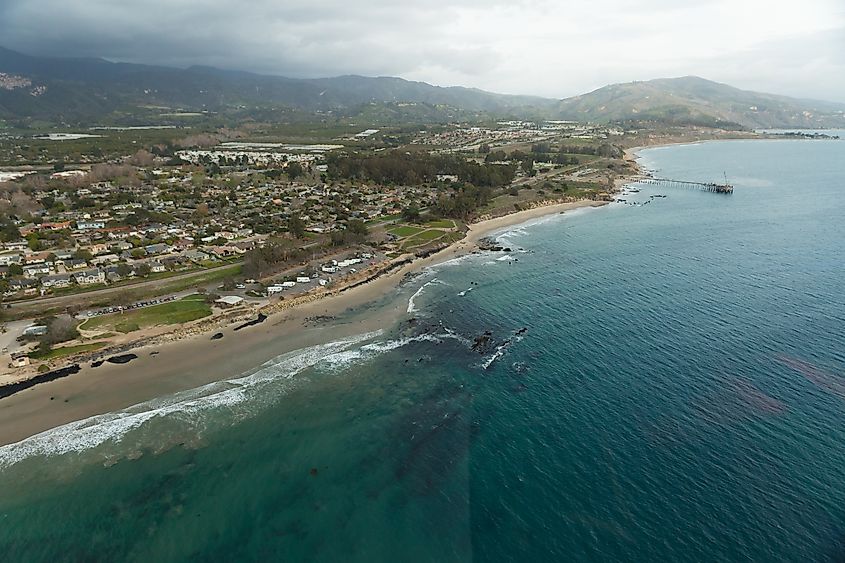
[0,198,609,447]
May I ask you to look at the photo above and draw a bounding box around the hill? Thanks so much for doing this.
[0,46,553,123]
[557,76,845,129]
[2,47,844,129]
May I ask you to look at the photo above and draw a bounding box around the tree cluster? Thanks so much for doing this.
[327,151,515,188]
[432,184,493,220]
[243,238,309,279]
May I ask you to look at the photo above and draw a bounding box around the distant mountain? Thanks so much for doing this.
[0,46,553,123]
[557,76,845,129]
[1,47,844,129]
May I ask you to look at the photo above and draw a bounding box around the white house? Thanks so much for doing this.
[23,265,52,278]
[0,252,22,266]
[215,295,245,308]
[74,269,106,285]
[76,220,106,231]
[41,274,73,289]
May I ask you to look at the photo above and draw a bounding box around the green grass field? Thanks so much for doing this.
[388,225,425,237]
[402,229,449,249]
[30,342,106,361]
[79,294,212,334]
[423,219,456,229]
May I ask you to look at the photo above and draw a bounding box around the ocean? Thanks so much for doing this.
[1,137,844,561]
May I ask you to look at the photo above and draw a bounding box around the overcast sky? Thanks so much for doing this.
[1,0,844,102]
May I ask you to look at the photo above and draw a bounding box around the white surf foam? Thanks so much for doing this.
[0,331,386,469]
[315,332,460,372]
[407,278,444,314]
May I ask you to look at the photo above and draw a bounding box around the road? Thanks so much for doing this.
[5,262,243,318]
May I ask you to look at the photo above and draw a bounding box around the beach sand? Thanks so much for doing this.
[0,199,606,446]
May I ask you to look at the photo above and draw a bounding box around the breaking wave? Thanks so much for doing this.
[0,329,441,470]
[407,278,445,314]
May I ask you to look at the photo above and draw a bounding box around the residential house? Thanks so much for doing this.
[6,278,38,296]
[144,243,171,256]
[76,220,106,231]
[23,264,52,278]
[91,253,120,266]
[88,243,111,256]
[74,269,106,286]
[215,295,245,308]
[10,352,30,368]
[0,252,22,266]
[41,273,73,289]
[25,251,54,265]
[4,241,28,252]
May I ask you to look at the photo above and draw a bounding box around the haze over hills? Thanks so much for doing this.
[1,46,844,129]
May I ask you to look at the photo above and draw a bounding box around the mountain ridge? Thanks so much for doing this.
[1,46,844,128]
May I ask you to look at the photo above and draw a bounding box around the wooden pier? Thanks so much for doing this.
[636,176,734,194]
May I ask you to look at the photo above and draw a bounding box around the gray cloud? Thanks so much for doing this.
[1,0,844,102]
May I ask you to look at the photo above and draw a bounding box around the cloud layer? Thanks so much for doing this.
[1,0,844,101]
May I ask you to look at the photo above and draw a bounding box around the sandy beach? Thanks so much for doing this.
[0,199,607,446]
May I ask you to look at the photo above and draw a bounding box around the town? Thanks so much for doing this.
[0,117,739,377]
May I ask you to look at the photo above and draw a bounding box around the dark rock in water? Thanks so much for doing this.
[516,327,528,336]
[91,360,104,368]
[471,331,493,353]
[234,313,268,331]
[503,247,512,252]
[106,354,138,365]
[309,468,318,477]
[477,237,506,252]
[150,351,159,356]
[0,364,82,400]
[211,332,224,340]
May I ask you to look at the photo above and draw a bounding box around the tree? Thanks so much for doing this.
[286,162,304,180]
[521,158,536,177]
[194,203,210,225]
[73,249,93,262]
[27,234,42,251]
[135,263,152,277]
[287,215,306,238]
[401,205,421,223]
[346,219,369,240]
[116,263,133,278]
[0,217,20,243]
[36,315,80,356]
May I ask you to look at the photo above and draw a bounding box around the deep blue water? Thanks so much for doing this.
[0,138,844,561]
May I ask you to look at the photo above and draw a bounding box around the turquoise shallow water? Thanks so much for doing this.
[0,138,844,561]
